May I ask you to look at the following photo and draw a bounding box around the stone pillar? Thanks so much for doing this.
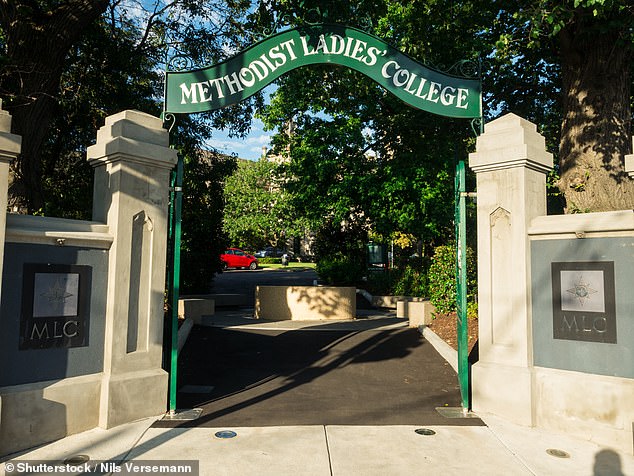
[468,113,552,425]
[87,110,177,428]
[0,105,22,304]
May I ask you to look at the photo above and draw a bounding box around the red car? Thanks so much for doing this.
[220,248,258,270]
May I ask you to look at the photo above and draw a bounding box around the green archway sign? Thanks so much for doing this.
[163,23,479,417]
[164,24,481,118]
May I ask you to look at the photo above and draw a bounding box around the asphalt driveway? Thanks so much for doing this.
[155,325,483,428]
[211,268,319,307]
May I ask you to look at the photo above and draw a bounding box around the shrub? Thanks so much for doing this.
[467,300,478,320]
[364,265,428,298]
[392,265,428,297]
[364,270,395,295]
[428,243,477,316]
[257,257,282,264]
[316,254,366,286]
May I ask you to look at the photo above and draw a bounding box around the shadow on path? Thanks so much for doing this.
[154,326,484,428]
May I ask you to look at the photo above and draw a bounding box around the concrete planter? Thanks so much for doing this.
[255,286,356,321]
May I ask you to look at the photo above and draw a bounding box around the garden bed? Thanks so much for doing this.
[427,313,478,353]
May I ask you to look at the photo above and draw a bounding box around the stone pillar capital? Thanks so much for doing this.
[469,113,553,174]
[87,110,177,169]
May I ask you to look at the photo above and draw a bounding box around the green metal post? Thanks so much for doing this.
[168,155,184,414]
[455,159,469,411]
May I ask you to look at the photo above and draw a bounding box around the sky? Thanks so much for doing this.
[207,118,272,161]
[206,84,276,161]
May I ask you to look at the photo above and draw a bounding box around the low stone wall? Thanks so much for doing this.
[526,211,634,454]
[533,366,634,454]
[396,300,436,327]
[0,374,101,455]
[178,298,215,324]
[371,295,426,309]
[255,286,356,321]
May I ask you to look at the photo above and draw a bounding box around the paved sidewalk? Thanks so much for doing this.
[3,412,633,475]
[3,314,634,475]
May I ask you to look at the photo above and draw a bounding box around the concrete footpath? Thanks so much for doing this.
[2,315,634,475]
[3,407,633,475]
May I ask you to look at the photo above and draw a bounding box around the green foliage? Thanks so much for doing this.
[42,15,162,219]
[258,1,499,255]
[269,110,373,230]
[495,0,634,52]
[428,245,457,315]
[208,0,627,284]
[314,218,368,266]
[178,150,237,294]
[364,270,394,296]
[428,244,477,316]
[0,0,262,211]
[313,216,368,286]
[467,301,479,320]
[365,265,428,298]
[392,266,428,298]
[316,254,366,286]
[490,1,634,213]
[1,0,263,293]
[262,68,460,253]
[223,158,307,251]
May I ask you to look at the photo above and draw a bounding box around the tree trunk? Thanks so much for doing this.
[0,0,109,213]
[558,14,634,213]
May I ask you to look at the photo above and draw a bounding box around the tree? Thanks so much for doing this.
[0,0,258,213]
[0,0,264,292]
[179,149,237,293]
[41,11,164,219]
[494,1,634,212]
[223,157,306,251]
[258,1,496,257]
[1,0,110,212]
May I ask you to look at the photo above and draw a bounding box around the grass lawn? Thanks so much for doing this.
[258,262,316,271]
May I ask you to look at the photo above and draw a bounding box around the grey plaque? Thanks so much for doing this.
[551,261,616,343]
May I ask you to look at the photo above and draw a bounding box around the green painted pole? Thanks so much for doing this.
[455,158,469,411]
[168,155,184,414]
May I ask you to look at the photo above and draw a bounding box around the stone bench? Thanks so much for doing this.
[255,286,356,321]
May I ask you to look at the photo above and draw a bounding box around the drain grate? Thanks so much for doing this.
[415,428,436,436]
[546,448,570,458]
[215,430,237,439]
[63,455,90,465]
